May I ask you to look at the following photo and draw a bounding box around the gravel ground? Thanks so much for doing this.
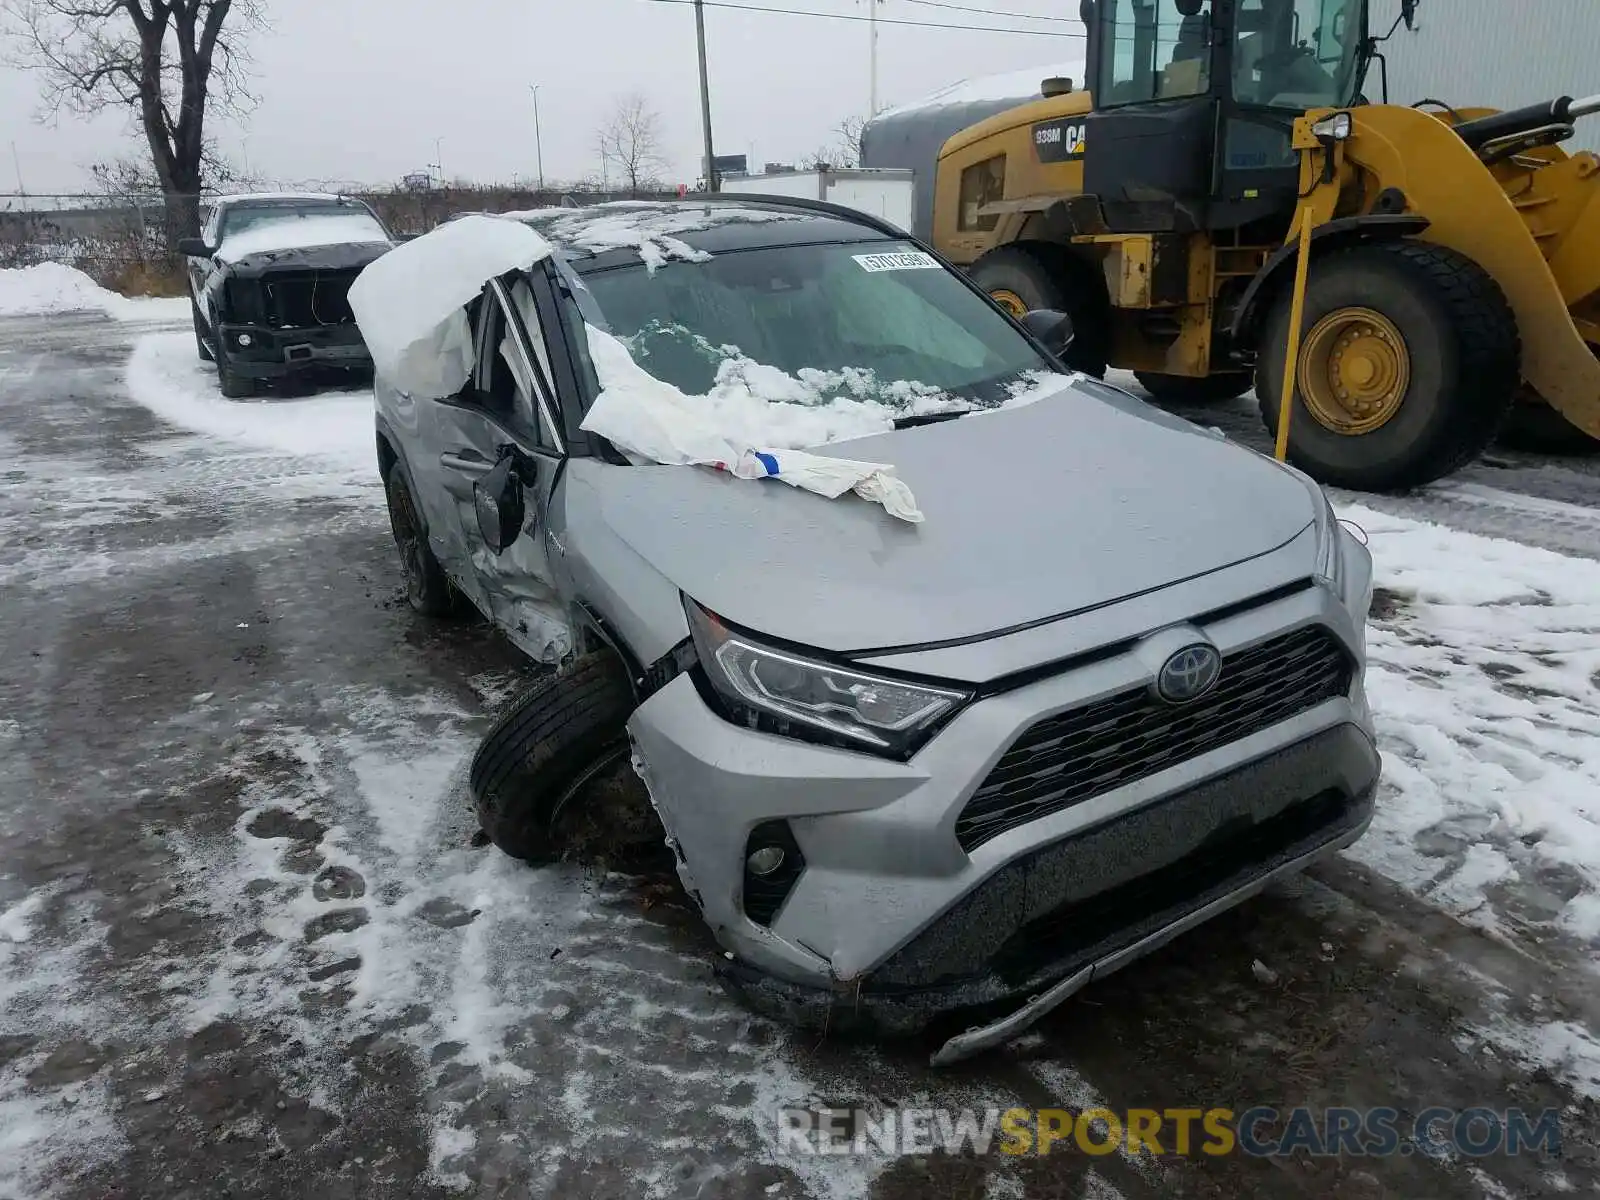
[1,314,1596,1199]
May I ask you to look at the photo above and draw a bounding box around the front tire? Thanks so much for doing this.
[970,245,1110,377]
[191,299,214,363]
[470,651,638,863]
[1135,371,1253,405]
[1256,240,1519,491]
[216,342,259,399]
[383,468,457,616]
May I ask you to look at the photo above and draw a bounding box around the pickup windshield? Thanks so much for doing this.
[574,240,1059,412]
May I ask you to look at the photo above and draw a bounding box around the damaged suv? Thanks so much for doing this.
[356,201,1380,1065]
[179,193,395,397]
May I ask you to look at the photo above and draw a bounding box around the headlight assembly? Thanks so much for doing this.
[684,599,971,759]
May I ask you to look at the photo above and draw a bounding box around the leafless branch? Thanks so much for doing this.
[596,93,670,199]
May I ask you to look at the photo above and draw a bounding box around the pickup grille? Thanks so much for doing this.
[954,626,1352,852]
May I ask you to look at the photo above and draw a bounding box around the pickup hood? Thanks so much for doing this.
[590,381,1317,653]
[222,241,392,279]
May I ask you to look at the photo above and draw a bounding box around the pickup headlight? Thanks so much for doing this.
[685,599,971,759]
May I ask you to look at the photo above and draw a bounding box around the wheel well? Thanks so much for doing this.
[1229,214,1432,346]
[376,431,397,481]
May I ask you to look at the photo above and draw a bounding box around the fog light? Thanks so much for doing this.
[236,333,254,348]
[746,846,786,876]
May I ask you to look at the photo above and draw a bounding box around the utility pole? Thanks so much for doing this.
[529,85,546,195]
[869,0,881,117]
[9,141,24,195]
[694,0,718,193]
[432,138,444,186]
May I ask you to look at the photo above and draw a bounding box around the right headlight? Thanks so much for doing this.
[684,598,971,759]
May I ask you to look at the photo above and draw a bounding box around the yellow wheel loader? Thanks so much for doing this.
[876,0,1600,489]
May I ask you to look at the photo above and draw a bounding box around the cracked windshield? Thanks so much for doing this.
[579,240,1058,415]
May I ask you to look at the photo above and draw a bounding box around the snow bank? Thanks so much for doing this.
[0,263,189,321]
[876,59,1087,120]
[348,214,552,399]
[125,331,376,475]
[215,212,390,261]
[581,324,924,521]
[1338,501,1600,950]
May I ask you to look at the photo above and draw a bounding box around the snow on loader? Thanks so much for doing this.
[867,0,1600,489]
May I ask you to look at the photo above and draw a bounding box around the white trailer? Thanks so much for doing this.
[718,168,916,234]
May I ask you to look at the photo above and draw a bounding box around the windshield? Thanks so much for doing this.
[220,203,385,241]
[1233,0,1365,109]
[574,240,1058,415]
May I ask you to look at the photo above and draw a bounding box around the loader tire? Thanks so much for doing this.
[971,245,1110,377]
[1256,241,1520,492]
[1135,371,1253,405]
[470,651,636,863]
[1497,401,1600,456]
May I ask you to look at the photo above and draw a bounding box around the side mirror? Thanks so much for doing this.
[1020,308,1075,359]
[176,237,215,257]
[473,456,526,554]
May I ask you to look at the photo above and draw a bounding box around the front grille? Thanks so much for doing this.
[955,626,1352,852]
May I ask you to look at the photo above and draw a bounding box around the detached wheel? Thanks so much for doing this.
[1135,371,1253,405]
[383,468,457,616]
[971,244,1110,377]
[1256,240,1519,491]
[215,343,259,399]
[191,299,214,362]
[471,651,638,863]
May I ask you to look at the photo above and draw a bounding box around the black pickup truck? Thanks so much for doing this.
[178,194,396,397]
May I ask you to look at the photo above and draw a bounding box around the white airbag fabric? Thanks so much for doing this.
[348,215,553,400]
[580,325,923,523]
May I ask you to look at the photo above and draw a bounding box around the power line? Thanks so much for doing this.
[902,0,1080,25]
[640,0,1083,37]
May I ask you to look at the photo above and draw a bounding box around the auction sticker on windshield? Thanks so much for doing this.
[853,251,942,273]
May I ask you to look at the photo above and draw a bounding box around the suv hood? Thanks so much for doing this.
[591,383,1316,654]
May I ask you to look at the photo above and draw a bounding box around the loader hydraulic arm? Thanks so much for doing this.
[1454,93,1600,154]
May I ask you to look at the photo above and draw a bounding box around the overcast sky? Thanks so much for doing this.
[0,0,1086,195]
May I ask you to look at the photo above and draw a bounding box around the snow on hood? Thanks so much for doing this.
[215,213,391,262]
[510,202,803,273]
[578,324,923,522]
[348,215,553,400]
[875,60,1086,120]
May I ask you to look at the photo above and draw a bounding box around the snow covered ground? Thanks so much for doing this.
[1,316,1597,1197]
[0,264,189,322]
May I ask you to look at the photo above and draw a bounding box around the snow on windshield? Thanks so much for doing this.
[513,202,804,273]
[216,212,390,261]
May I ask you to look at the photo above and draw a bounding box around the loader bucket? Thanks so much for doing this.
[1346,104,1600,441]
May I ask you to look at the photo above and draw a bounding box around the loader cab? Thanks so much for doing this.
[1081,0,1368,234]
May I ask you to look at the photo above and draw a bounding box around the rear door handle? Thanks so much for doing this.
[440,450,493,476]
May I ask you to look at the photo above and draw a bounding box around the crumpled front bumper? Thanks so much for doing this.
[627,580,1379,1061]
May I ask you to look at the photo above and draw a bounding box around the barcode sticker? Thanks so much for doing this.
[853,251,942,273]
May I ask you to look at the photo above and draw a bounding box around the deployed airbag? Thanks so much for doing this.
[348,215,553,399]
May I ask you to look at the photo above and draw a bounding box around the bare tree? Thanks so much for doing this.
[801,116,867,171]
[2,0,264,243]
[596,93,669,199]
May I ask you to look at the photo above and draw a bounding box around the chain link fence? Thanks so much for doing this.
[0,183,687,294]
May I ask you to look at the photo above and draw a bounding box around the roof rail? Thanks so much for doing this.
[693,192,908,240]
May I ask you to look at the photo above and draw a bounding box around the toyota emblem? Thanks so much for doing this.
[1157,644,1223,704]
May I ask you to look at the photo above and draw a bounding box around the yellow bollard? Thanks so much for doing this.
[1275,209,1316,462]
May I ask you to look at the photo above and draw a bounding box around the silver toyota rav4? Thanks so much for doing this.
[370,199,1379,1064]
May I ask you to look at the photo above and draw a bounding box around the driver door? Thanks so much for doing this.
[426,272,571,663]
